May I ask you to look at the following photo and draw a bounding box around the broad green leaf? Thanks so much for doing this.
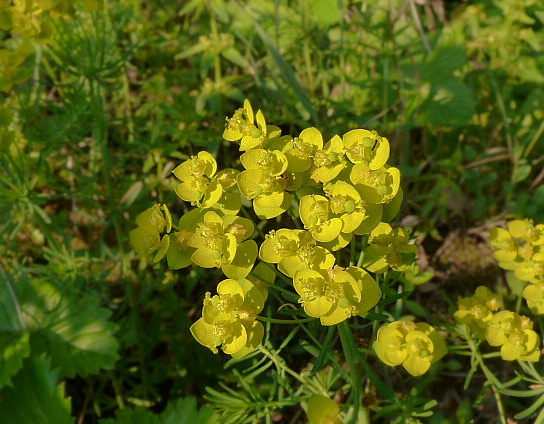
[174,42,207,61]
[166,232,195,270]
[0,330,30,389]
[0,355,72,424]
[99,396,219,424]
[513,163,532,183]
[417,78,475,127]
[99,408,161,424]
[18,280,119,378]
[420,45,467,83]
[162,396,219,424]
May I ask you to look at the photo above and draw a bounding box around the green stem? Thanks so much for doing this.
[524,119,544,159]
[257,316,315,325]
[337,321,362,424]
[356,235,368,268]
[0,264,24,330]
[463,327,508,424]
[258,345,327,394]
[30,44,43,105]
[239,206,266,241]
[108,371,126,409]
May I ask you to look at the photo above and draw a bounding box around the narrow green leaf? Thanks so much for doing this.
[311,326,336,375]
[238,1,318,123]
[221,47,246,68]
[515,394,544,420]
[174,43,207,61]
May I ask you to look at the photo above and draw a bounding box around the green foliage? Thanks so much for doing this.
[99,397,218,424]
[1,0,544,423]
[0,355,72,424]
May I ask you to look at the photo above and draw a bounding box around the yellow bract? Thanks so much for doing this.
[190,278,267,356]
[306,394,341,424]
[373,321,447,376]
[486,311,540,361]
[293,266,381,325]
[454,286,502,340]
[455,286,541,362]
[491,219,544,314]
[363,222,417,273]
[188,211,256,278]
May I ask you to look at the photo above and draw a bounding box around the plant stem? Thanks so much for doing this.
[337,321,362,424]
[258,345,327,395]
[257,316,315,324]
[463,326,508,424]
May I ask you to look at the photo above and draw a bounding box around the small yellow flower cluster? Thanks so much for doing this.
[455,286,540,362]
[373,320,447,376]
[131,100,418,355]
[491,219,544,315]
[222,100,402,226]
[189,278,267,358]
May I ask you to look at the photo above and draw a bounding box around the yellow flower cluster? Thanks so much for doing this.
[491,219,544,315]
[455,286,540,362]
[373,320,447,376]
[131,100,419,356]
[190,278,267,358]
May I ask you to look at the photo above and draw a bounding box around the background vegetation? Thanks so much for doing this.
[1,0,543,423]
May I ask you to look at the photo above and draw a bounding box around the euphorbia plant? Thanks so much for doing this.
[131,100,447,422]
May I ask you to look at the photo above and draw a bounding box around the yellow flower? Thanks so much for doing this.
[190,278,267,356]
[223,99,281,151]
[486,311,540,362]
[237,149,292,218]
[343,129,390,170]
[311,134,347,184]
[293,265,381,325]
[362,223,417,273]
[188,211,257,279]
[374,321,447,376]
[454,286,502,340]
